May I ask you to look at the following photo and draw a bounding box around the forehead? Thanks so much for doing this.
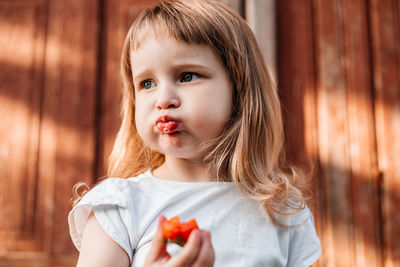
[131,23,167,50]
[130,19,212,52]
[131,31,216,68]
[130,24,217,62]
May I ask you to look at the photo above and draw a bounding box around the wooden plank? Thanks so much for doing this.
[51,0,99,255]
[36,0,98,255]
[36,0,63,254]
[276,0,317,183]
[0,0,100,261]
[276,1,321,266]
[0,254,77,267]
[0,0,46,253]
[245,0,277,84]
[369,0,400,266]
[313,0,355,266]
[341,0,382,266]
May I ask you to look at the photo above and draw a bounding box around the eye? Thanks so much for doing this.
[180,72,199,83]
[141,80,156,90]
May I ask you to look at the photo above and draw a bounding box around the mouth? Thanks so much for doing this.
[155,115,180,134]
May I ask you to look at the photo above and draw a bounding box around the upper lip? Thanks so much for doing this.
[155,115,180,124]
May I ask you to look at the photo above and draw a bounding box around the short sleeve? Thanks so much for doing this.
[68,178,134,263]
[287,207,321,267]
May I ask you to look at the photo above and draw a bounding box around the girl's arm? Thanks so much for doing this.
[76,211,130,267]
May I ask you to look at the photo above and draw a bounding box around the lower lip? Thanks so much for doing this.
[156,121,180,134]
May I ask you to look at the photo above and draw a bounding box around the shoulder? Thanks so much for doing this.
[68,172,151,263]
[74,171,152,207]
[68,170,151,225]
[80,178,129,205]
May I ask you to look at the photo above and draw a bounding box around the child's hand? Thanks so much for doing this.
[144,216,215,267]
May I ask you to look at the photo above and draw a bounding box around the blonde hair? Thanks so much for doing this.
[80,0,311,221]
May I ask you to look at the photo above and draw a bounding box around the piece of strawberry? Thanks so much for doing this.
[180,219,199,242]
[162,216,199,246]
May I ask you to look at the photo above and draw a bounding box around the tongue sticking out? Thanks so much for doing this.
[156,121,179,134]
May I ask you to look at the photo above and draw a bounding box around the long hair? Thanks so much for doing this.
[98,0,310,220]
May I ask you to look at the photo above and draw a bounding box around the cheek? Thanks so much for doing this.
[190,96,232,134]
[205,88,232,123]
[134,102,150,137]
[134,104,141,128]
[134,115,145,140]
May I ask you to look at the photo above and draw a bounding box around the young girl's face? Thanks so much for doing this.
[131,27,233,161]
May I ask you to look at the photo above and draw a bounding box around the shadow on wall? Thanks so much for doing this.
[0,1,99,257]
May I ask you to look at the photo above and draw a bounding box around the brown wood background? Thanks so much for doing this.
[0,0,398,266]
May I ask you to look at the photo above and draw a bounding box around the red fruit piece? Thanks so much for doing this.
[162,216,199,246]
[180,219,199,242]
[162,216,181,241]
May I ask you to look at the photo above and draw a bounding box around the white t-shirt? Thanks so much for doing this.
[68,170,321,266]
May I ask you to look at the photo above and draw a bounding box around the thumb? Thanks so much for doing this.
[145,216,169,263]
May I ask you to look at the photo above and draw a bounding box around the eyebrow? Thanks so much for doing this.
[132,63,214,82]
[172,63,213,71]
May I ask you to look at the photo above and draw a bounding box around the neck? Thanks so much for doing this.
[152,156,215,182]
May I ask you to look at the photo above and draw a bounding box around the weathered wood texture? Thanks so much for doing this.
[276,1,321,261]
[278,0,399,266]
[369,0,400,266]
[0,0,98,265]
[0,0,46,252]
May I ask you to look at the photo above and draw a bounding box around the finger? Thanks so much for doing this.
[193,231,215,267]
[168,229,202,266]
[145,216,168,262]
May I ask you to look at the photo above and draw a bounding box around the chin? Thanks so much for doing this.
[143,134,204,160]
[158,148,203,161]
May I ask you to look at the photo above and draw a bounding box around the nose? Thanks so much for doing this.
[155,83,180,110]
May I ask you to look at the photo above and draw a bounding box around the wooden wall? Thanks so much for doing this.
[278,0,400,266]
[0,0,98,265]
[0,0,398,266]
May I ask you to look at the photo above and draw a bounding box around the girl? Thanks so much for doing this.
[69,0,321,266]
